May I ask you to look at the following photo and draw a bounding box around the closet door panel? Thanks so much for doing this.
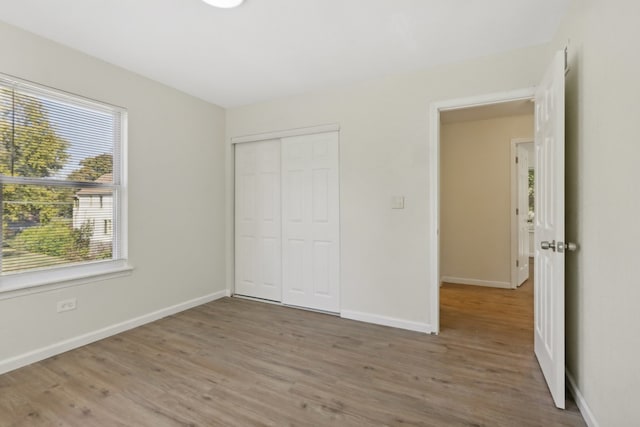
[234,139,282,301]
[282,132,340,312]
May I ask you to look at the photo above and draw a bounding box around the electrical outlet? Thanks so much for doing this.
[391,196,405,209]
[57,298,77,313]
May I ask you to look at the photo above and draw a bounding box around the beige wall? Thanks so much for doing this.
[0,22,227,365]
[553,1,640,425]
[440,115,533,287]
[226,46,548,329]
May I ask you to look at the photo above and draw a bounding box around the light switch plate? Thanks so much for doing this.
[391,196,405,209]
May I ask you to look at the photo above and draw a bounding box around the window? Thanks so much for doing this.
[0,74,128,291]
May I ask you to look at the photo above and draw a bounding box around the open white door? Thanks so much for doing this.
[534,50,567,409]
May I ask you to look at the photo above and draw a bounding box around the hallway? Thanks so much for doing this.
[440,263,583,424]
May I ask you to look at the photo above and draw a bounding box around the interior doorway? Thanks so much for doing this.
[430,52,568,409]
[439,100,535,293]
[430,88,535,332]
[436,96,538,373]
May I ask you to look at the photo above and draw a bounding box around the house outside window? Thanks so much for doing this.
[0,73,128,292]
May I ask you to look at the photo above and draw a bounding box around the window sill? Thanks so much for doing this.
[0,260,133,300]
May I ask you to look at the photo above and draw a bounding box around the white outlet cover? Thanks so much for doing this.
[57,298,77,313]
[391,196,405,209]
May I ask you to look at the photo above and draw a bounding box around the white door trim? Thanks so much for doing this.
[428,87,536,334]
[231,123,340,144]
[511,138,534,289]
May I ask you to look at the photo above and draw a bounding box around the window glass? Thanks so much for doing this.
[0,76,124,278]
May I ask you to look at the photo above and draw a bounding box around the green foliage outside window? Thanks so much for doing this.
[1,88,113,271]
[11,220,92,260]
[1,91,72,227]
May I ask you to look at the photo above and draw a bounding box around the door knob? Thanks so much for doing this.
[541,240,578,253]
[557,241,578,253]
[541,240,556,251]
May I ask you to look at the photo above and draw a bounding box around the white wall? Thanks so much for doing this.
[553,1,640,425]
[226,46,548,330]
[440,114,533,288]
[0,22,227,367]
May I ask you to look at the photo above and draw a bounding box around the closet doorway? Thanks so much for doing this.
[234,129,340,313]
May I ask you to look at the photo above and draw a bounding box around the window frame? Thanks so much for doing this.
[0,73,131,296]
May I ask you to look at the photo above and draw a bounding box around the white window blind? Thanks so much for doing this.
[0,74,126,277]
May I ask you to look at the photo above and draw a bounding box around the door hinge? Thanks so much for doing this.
[516,260,519,267]
[516,208,519,215]
[516,156,519,164]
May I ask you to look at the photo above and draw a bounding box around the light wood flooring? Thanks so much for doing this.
[0,275,585,426]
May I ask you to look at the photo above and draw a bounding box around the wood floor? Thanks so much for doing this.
[0,278,585,426]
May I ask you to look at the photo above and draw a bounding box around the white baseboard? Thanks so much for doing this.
[567,370,599,427]
[0,289,230,375]
[441,276,512,289]
[341,310,433,333]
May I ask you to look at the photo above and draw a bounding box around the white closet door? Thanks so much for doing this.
[235,139,282,301]
[281,132,340,312]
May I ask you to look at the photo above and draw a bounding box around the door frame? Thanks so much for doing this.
[428,88,536,334]
[510,138,534,289]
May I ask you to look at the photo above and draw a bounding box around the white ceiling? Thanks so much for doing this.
[0,0,570,108]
